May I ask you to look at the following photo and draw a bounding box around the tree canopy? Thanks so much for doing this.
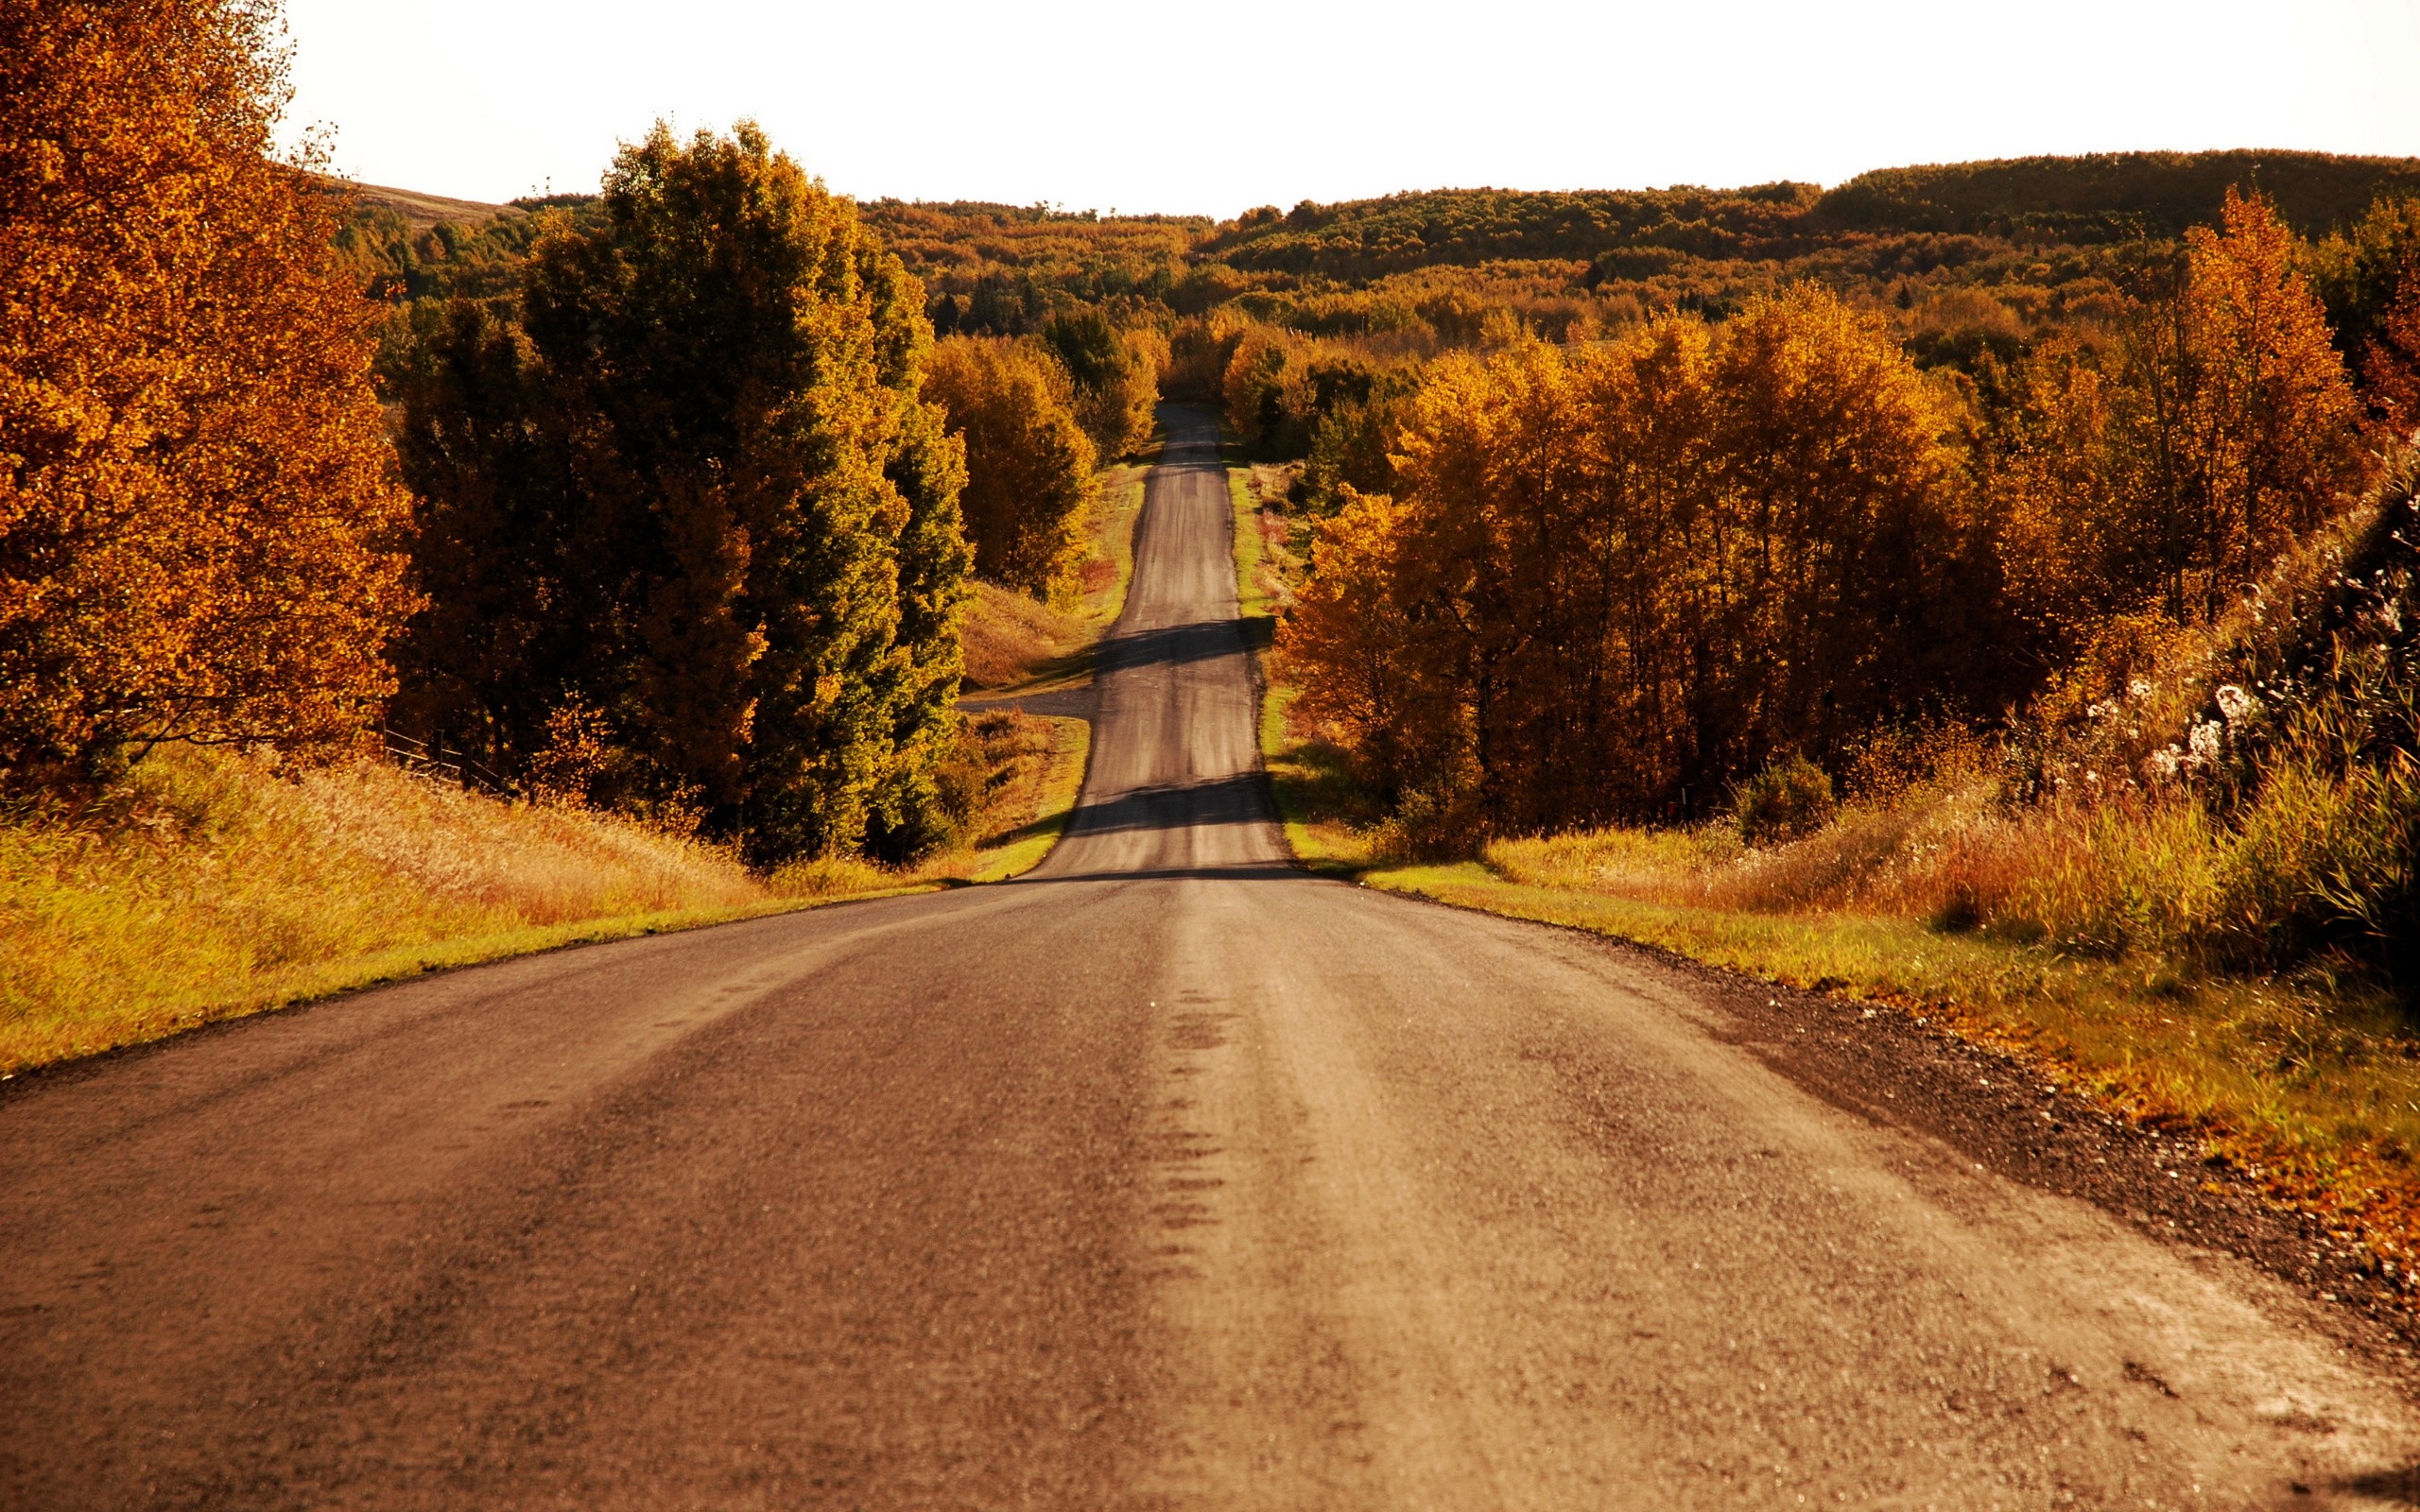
[393,123,971,864]
[0,0,412,794]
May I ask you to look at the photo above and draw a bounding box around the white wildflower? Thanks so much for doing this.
[2214,684,2261,725]
[2127,677,2153,701]
[2188,720,2223,764]
[2149,748,2181,781]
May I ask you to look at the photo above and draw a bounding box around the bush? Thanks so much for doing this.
[1735,755,1837,846]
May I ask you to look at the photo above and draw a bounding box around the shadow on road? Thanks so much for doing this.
[1097,618,1271,674]
[1063,774,1269,836]
[1010,862,1305,885]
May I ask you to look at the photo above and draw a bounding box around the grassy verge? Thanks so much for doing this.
[0,748,785,1074]
[1229,455,2420,1280]
[773,713,1092,896]
[2,712,1094,1080]
[961,458,1150,693]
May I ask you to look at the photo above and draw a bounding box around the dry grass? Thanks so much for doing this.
[960,579,1082,690]
[1368,779,2420,1276]
[959,462,1149,692]
[1,713,1094,1076]
[766,712,1091,898]
[0,747,779,1074]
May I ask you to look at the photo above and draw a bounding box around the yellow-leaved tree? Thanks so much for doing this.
[923,335,1098,599]
[1984,189,2362,633]
[1279,289,1976,840]
[0,0,413,794]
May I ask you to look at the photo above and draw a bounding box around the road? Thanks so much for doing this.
[6,411,2419,1509]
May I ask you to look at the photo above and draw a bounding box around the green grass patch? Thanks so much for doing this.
[1228,465,1273,621]
[1083,462,1150,634]
[962,715,1091,883]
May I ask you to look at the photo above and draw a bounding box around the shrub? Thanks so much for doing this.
[1735,755,1837,846]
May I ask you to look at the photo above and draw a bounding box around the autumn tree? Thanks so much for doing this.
[1041,306,1163,458]
[2165,189,2362,603]
[2362,266,2420,435]
[1280,289,1975,837]
[922,335,1098,599]
[393,123,971,863]
[0,0,414,793]
[1985,190,2363,630]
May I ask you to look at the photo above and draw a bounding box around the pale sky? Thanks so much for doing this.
[282,0,2420,218]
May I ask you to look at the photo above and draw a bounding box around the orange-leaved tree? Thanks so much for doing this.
[2363,262,2420,436]
[1986,189,2363,630]
[1279,289,1977,839]
[0,0,412,794]
[2103,189,2360,621]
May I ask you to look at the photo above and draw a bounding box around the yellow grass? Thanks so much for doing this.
[0,747,780,1073]
[2,713,1094,1076]
[766,713,1092,897]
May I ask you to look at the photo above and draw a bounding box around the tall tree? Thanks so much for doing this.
[0,0,413,793]
[394,123,970,864]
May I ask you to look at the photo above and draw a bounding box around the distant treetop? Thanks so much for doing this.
[1817,151,2420,241]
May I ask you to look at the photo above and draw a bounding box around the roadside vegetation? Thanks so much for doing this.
[1230,183,2420,1280]
[0,707,1087,1074]
[962,461,1150,692]
[2,0,1142,1068]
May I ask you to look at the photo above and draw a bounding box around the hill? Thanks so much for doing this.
[1818,150,2420,241]
[348,181,521,232]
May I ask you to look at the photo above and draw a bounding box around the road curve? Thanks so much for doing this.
[5,410,2419,1509]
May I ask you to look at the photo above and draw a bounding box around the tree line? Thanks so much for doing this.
[13,0,2420,878]
[1275,188,2411,846]
[3,0,1154,871]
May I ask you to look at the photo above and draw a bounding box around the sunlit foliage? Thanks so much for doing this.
[1986,191,2363,635]
[1282,288,1977,838]
[1281,198,2366,847]
[0,0,413,794]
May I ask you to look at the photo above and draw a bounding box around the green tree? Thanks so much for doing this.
[1041,305,1162,458]
[395,122,970,864]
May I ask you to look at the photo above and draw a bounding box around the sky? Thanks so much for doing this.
[282,0,2420,218]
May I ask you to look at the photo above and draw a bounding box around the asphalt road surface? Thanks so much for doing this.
[8,411,2420,1509]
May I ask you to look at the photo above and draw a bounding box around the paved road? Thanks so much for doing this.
[6,411,2419,1509]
